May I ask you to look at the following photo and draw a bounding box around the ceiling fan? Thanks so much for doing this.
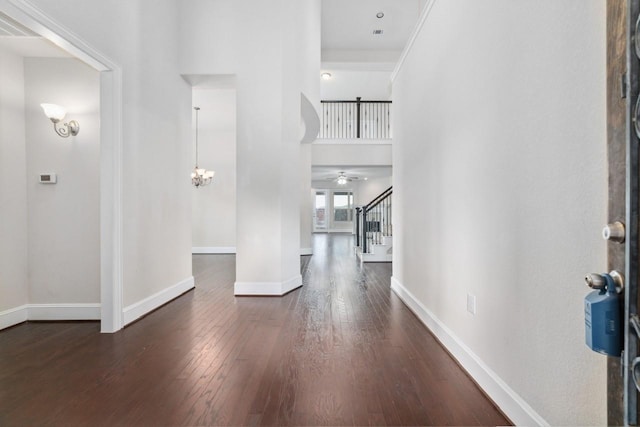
[326,171,359,185]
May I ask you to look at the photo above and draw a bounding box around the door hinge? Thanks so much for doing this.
[622,72,628,99]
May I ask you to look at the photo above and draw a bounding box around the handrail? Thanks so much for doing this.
[319,97,392,139]
[365,186,393,212]
[321,100,392,104]
[356,186,393,255]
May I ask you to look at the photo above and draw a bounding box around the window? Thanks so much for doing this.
[333,191,353,222]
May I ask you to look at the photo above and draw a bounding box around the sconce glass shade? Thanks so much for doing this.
[41,103,79,138]
[41,103,67,123]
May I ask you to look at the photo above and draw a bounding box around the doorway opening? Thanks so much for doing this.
[0,3,123,332]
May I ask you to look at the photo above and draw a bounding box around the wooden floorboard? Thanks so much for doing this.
[0,234,511,426]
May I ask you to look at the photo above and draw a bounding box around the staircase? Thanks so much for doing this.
[355,186,392,262]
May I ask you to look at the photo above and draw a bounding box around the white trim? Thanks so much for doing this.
[123,276,195,326]
[390,0,437,83]
[390,276,549,427]
[234,275,302,296]
[27,303,101,321]
[0,0,125,333]
[300,248,313,255]
[192,246,236,254]
[1,304,102,330]
[0,305,28,330]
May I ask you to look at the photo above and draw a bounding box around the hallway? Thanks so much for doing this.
[0,234,509,426]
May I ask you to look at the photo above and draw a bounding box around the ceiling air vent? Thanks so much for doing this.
[373,29,384,35]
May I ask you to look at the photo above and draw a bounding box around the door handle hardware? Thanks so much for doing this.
[603,221,626,243]
[585,273,606,290]
[585,271,625,294]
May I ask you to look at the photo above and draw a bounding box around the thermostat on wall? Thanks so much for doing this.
[39,173,57,184]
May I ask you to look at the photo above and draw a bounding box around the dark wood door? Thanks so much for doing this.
[607,1,640,424]
[607,1,626,424]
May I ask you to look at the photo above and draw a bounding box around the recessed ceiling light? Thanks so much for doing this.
[376,12,384,18]
[321,72,332,80]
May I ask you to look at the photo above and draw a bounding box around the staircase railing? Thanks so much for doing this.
[355,186,392,254]
[319,97,392,139]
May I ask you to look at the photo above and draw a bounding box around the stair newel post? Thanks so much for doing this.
[376,203,380,245]
[379,202,382,243]
[384,197,387,237]
[363,207,368,254]
[355,208,360,247]
[376,203,380,244]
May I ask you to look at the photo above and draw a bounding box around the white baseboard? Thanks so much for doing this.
[123,276,195,326]
[0,305,28,330]
[1,303,101,330]
[28,303,101,320]
[390,276,548,427]
[192,246,236,254]
[300,248,313,255]
[234,274,302,296]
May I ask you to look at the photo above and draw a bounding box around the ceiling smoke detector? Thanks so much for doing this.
[373,29,384,35]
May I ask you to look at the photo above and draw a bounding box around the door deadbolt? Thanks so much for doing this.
[603,221,626,243]
[585,271,625,294]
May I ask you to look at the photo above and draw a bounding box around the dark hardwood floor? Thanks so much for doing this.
[0,234,510,426]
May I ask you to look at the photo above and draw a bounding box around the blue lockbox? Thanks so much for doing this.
[585,274,622,357]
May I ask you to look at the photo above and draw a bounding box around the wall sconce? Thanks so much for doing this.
[40,103,80,138]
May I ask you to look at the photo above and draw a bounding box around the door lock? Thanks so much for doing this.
[603,221,626,243]
[585,270,625,294]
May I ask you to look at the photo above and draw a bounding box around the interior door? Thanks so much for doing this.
[607,2,626,424]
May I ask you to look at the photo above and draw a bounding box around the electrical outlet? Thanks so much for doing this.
[467,293,476,315]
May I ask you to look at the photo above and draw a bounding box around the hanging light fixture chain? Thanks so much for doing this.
[194,106,200,168]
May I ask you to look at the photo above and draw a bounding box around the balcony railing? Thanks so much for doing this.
[318,97,391,140]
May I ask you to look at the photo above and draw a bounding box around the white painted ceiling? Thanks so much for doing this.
[322,0,426,51]
[312,166,392,182]
[320,0,425,102]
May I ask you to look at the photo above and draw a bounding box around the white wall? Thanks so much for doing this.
[24,57,100,304]
[180,0,320,294]
[392,1,606,425]
[26,0,193,310]
[354,176,392,206]
[312,143,391,166]
[300,144,313,252]
[0,47,28,313]
[320,70,391,100]
[191,88,236,251]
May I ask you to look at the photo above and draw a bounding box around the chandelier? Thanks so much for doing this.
[191,106,214,188]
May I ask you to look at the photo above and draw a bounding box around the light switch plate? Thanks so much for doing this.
[467,293,476,315]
